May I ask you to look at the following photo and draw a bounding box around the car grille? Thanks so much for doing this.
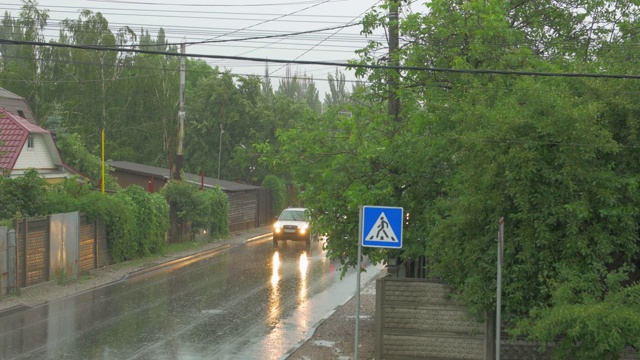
[283,225,298,230]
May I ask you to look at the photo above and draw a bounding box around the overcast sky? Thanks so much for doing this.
[5,0,400,97]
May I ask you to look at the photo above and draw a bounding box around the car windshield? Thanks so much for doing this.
[279,210,306,221]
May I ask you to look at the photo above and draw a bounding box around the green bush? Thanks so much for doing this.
[201,187,229,239]
[262,175,285,216]
[162,180,229,240]
[163,179,202,223]
[1,170,170,263]
[121,185,169,256]
[79,191,137,262]
[43,176,90,214]
[0,169,48,220]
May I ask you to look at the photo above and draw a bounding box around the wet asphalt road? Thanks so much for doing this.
[0,238,382,360]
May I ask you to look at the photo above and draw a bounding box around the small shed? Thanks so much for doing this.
[108,161,272,232]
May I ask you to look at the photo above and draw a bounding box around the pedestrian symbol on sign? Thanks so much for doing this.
[365,212,398,242]
[362,205,402,249]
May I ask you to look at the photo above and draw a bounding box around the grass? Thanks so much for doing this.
[163,241,207,254]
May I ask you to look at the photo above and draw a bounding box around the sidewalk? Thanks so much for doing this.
[283,275,379,360]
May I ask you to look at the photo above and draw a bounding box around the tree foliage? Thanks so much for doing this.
[0,170,169,262]
[3,0,640,355]
[0,169,47,219]
[162,180,229,239]
[265,0,640,357]
[261,174,286,217]
[55,132,120,190]
[121,185,169,256]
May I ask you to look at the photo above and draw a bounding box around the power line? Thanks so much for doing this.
[269,0,379,75]
[3,38,640,80]
[192,0,334,50]
[203,0,338,70]
[0,54,368,85]
[0,3,360,18]
[135,23,361,48]
[6,52,638,97]
[85,0,344,7]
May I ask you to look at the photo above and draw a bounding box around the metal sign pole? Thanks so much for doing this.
[355,205,363,359]
[496,217,504,360]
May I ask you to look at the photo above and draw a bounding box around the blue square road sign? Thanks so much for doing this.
[362,206,403,248]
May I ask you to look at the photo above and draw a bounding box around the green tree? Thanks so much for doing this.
[55,133,120,190]
[0,0,48,109]
[261,175,286,216]
[112,28,179,166]
[323,68,350,108]
[276,66,321,112]
[267,0,640,357]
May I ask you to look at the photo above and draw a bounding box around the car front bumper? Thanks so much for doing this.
[273,230,310,241]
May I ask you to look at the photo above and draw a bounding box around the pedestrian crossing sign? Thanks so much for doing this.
[362,206,403,248]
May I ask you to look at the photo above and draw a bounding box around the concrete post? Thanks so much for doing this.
[8,229,16,293]
[0,227,6,296]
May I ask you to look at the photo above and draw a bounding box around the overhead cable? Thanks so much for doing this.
[136,22,361,47]
[3,38,640,80]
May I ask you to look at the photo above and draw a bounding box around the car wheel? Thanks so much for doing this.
[273,238,278,247]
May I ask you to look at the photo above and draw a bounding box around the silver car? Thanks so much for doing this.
[272,207,311,246]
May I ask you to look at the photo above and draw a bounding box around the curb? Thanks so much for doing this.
[127,244,232,279]
[128,231,272,279]
[245,232,272,243]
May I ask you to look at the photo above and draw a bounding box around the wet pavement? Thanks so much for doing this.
[0,237,382,360]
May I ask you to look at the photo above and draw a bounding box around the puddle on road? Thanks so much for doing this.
[313,340,335,347]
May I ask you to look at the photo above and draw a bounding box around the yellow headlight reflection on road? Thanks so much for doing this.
[271,251,280,287]
[299,252,308,299]
[269,251,281,330]
[299,252,308,277]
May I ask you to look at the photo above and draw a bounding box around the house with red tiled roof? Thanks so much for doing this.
[0,108,81,183]
[0,88,37,124]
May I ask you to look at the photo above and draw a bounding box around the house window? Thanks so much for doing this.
[17,110,25,118]
[27,135,34,149]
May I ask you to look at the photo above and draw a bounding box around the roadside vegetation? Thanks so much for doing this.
[2,0,640,357]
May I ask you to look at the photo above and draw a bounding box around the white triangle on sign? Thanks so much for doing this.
[365,212,398,242]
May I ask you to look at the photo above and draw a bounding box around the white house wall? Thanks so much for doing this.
[14,134,56,170]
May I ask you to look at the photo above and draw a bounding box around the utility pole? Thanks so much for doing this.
[388,0,400,122]
[217,124,224,179]
[170,42,186,242]
[175,42,186,180]
[217,94,226,180]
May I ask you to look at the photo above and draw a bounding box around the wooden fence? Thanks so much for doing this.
[13,213,108,289]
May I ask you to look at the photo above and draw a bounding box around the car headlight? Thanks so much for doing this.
[274,222,282,233]
[299,224,308,234]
